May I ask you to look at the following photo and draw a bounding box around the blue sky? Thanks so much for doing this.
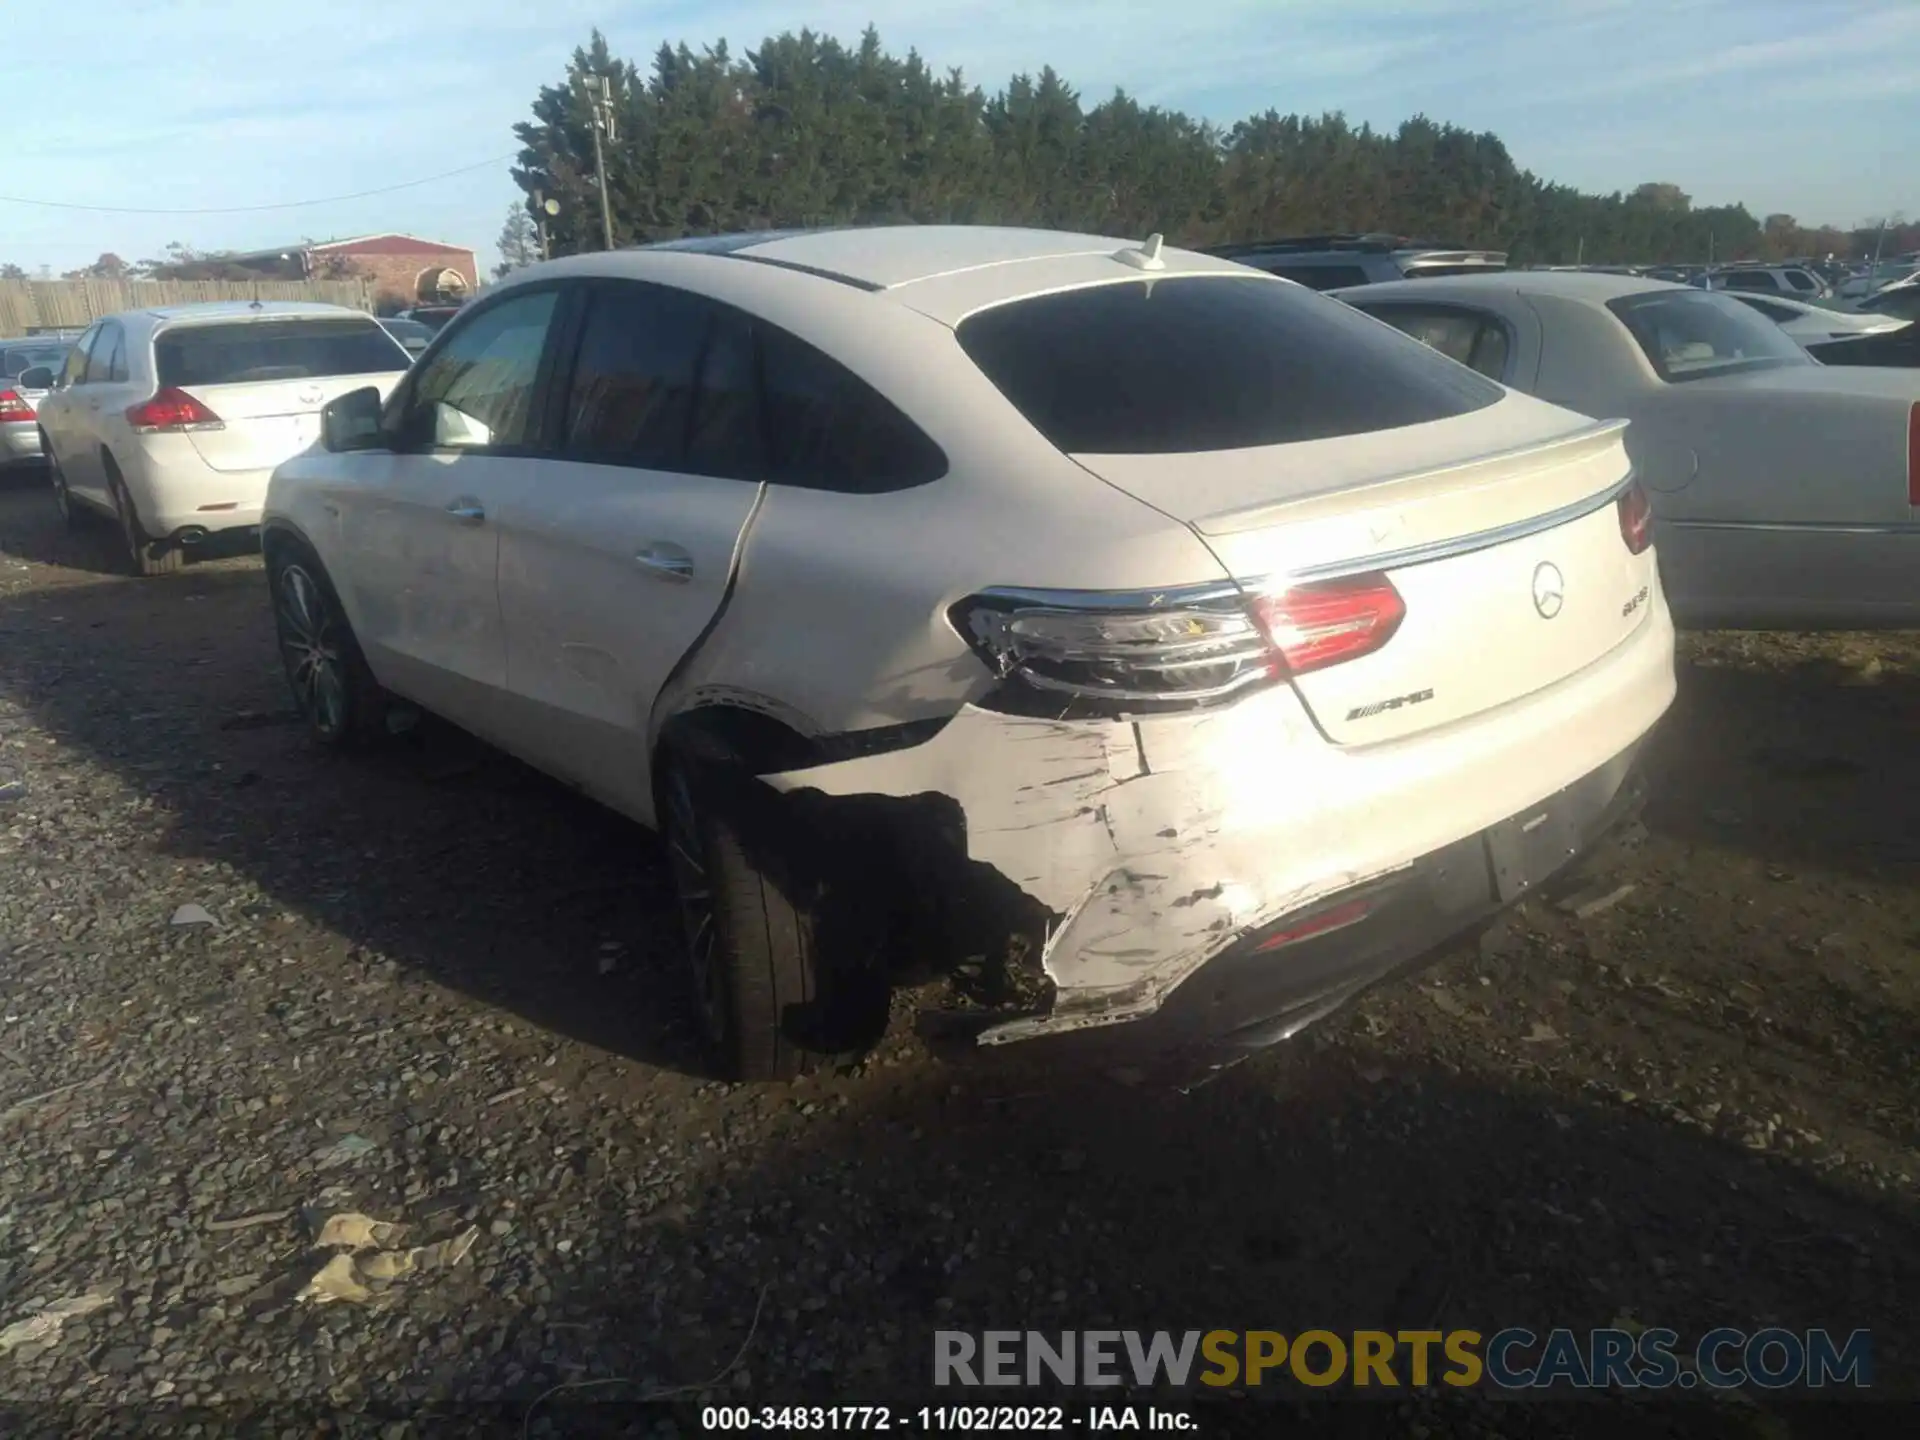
[3,0,1915,274]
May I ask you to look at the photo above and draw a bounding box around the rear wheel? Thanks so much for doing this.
[45,442,81,532]
[660,752,824,1082]
[107,463,182,577]
[267,545,388,748]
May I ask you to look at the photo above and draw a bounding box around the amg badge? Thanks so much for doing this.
[1346,687,1435,722]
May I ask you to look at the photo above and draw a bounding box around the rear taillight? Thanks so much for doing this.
[1908,403,1919,507]
[0,388,33,420]
[951,571,1404,717]
[126,387,223,433]
[1616,477,1654,555]
[1248,575,1406,677]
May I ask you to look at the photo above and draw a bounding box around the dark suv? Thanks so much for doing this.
[1202,233,1509,291]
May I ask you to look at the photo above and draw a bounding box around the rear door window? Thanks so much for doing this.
[1719,271,1777,292]
[757,324,948,492]
[1350,303,1512,381]
[683,308,763,480]
[101,325,129,383]
[561,282,709,469]
[956,275,1503,455]
[80,323,123,385]
[156,317,406,387]
[1784,271,1816,292]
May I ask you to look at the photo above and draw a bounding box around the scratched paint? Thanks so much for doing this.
[763,615,1672,1042]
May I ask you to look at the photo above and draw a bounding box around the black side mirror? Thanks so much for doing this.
[17,366,55,389]
[321,386,385,453]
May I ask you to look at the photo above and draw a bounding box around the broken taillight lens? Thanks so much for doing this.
[1616,477,1654,555]
[951,571,1404,716]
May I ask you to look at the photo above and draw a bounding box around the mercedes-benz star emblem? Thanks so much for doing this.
[1531,562,1566,620]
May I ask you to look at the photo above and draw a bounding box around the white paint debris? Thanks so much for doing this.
[0,1293,113,1357]
[315,1212,407,1252]
[169,904,216,927]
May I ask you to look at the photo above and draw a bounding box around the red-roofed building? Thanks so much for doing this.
[220,234,479,311]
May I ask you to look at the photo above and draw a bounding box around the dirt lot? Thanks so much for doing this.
[1,475,1917,1436]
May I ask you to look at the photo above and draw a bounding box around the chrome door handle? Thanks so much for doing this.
[635,545,693,583]
[445,499,486,523]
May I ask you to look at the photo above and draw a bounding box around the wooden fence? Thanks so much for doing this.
[0,277,376,334]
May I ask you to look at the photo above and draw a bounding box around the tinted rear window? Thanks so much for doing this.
[155,318,406,388]
[956,276,1504,454]
[2,346,65,378]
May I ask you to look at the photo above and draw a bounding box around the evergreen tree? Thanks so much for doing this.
[507,27,1827,266]
[496,205,542,276]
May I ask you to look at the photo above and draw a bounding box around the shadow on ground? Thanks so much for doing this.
[442,1054,1915,1434]
[1644,637,1920,884]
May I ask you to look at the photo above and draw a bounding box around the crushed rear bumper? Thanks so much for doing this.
[1126,745,1644,1051]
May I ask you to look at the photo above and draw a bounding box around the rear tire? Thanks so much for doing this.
[660,752,824,1082]
[108,464,183,577]
[266,543,388,748]
[45,442,82,532]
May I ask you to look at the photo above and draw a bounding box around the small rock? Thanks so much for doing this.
[169,904,216,928]
[1556,881,1636,921]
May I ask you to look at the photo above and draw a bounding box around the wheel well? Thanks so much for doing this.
[260,525,305,565]
[654,704,822,784]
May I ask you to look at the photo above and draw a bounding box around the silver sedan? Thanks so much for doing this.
[1332,273,1920,631]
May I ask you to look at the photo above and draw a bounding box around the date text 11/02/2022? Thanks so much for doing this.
[700,1406,1196,1432]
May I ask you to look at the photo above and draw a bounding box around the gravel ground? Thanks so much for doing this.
[1,476,1917,1437]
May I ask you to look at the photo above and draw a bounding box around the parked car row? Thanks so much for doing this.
[16,225,1915,1084]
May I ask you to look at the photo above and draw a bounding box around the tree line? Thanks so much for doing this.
[505,28,1913,270]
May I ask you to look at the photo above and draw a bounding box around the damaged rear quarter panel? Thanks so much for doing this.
[760,685,1372,1035]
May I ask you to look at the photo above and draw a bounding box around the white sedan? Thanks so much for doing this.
[1333,272,1920,630]
[264,226,1674,1079]
[32,302,410,574]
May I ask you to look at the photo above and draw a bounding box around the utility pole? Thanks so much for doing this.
[531,189,555,261]
[581,74,618,252]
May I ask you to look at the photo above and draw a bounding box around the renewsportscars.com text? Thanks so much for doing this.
[934,1328,1872,1390]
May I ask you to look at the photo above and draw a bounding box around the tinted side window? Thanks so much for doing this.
[1784,271,1815,292]
[404,288,558,449]
[1263,263,1370,291]
[102,325,129,383]
[1355,304,1510,380]
[80,323,121,384]
[1720,272,1776,292]
[683,308,763,480]
[562,282,710,468]
[58,326,99,388]
[958,276,1502,455]
[758,324,948,493]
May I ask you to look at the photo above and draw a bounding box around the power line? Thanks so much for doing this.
[0,154,518,216]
